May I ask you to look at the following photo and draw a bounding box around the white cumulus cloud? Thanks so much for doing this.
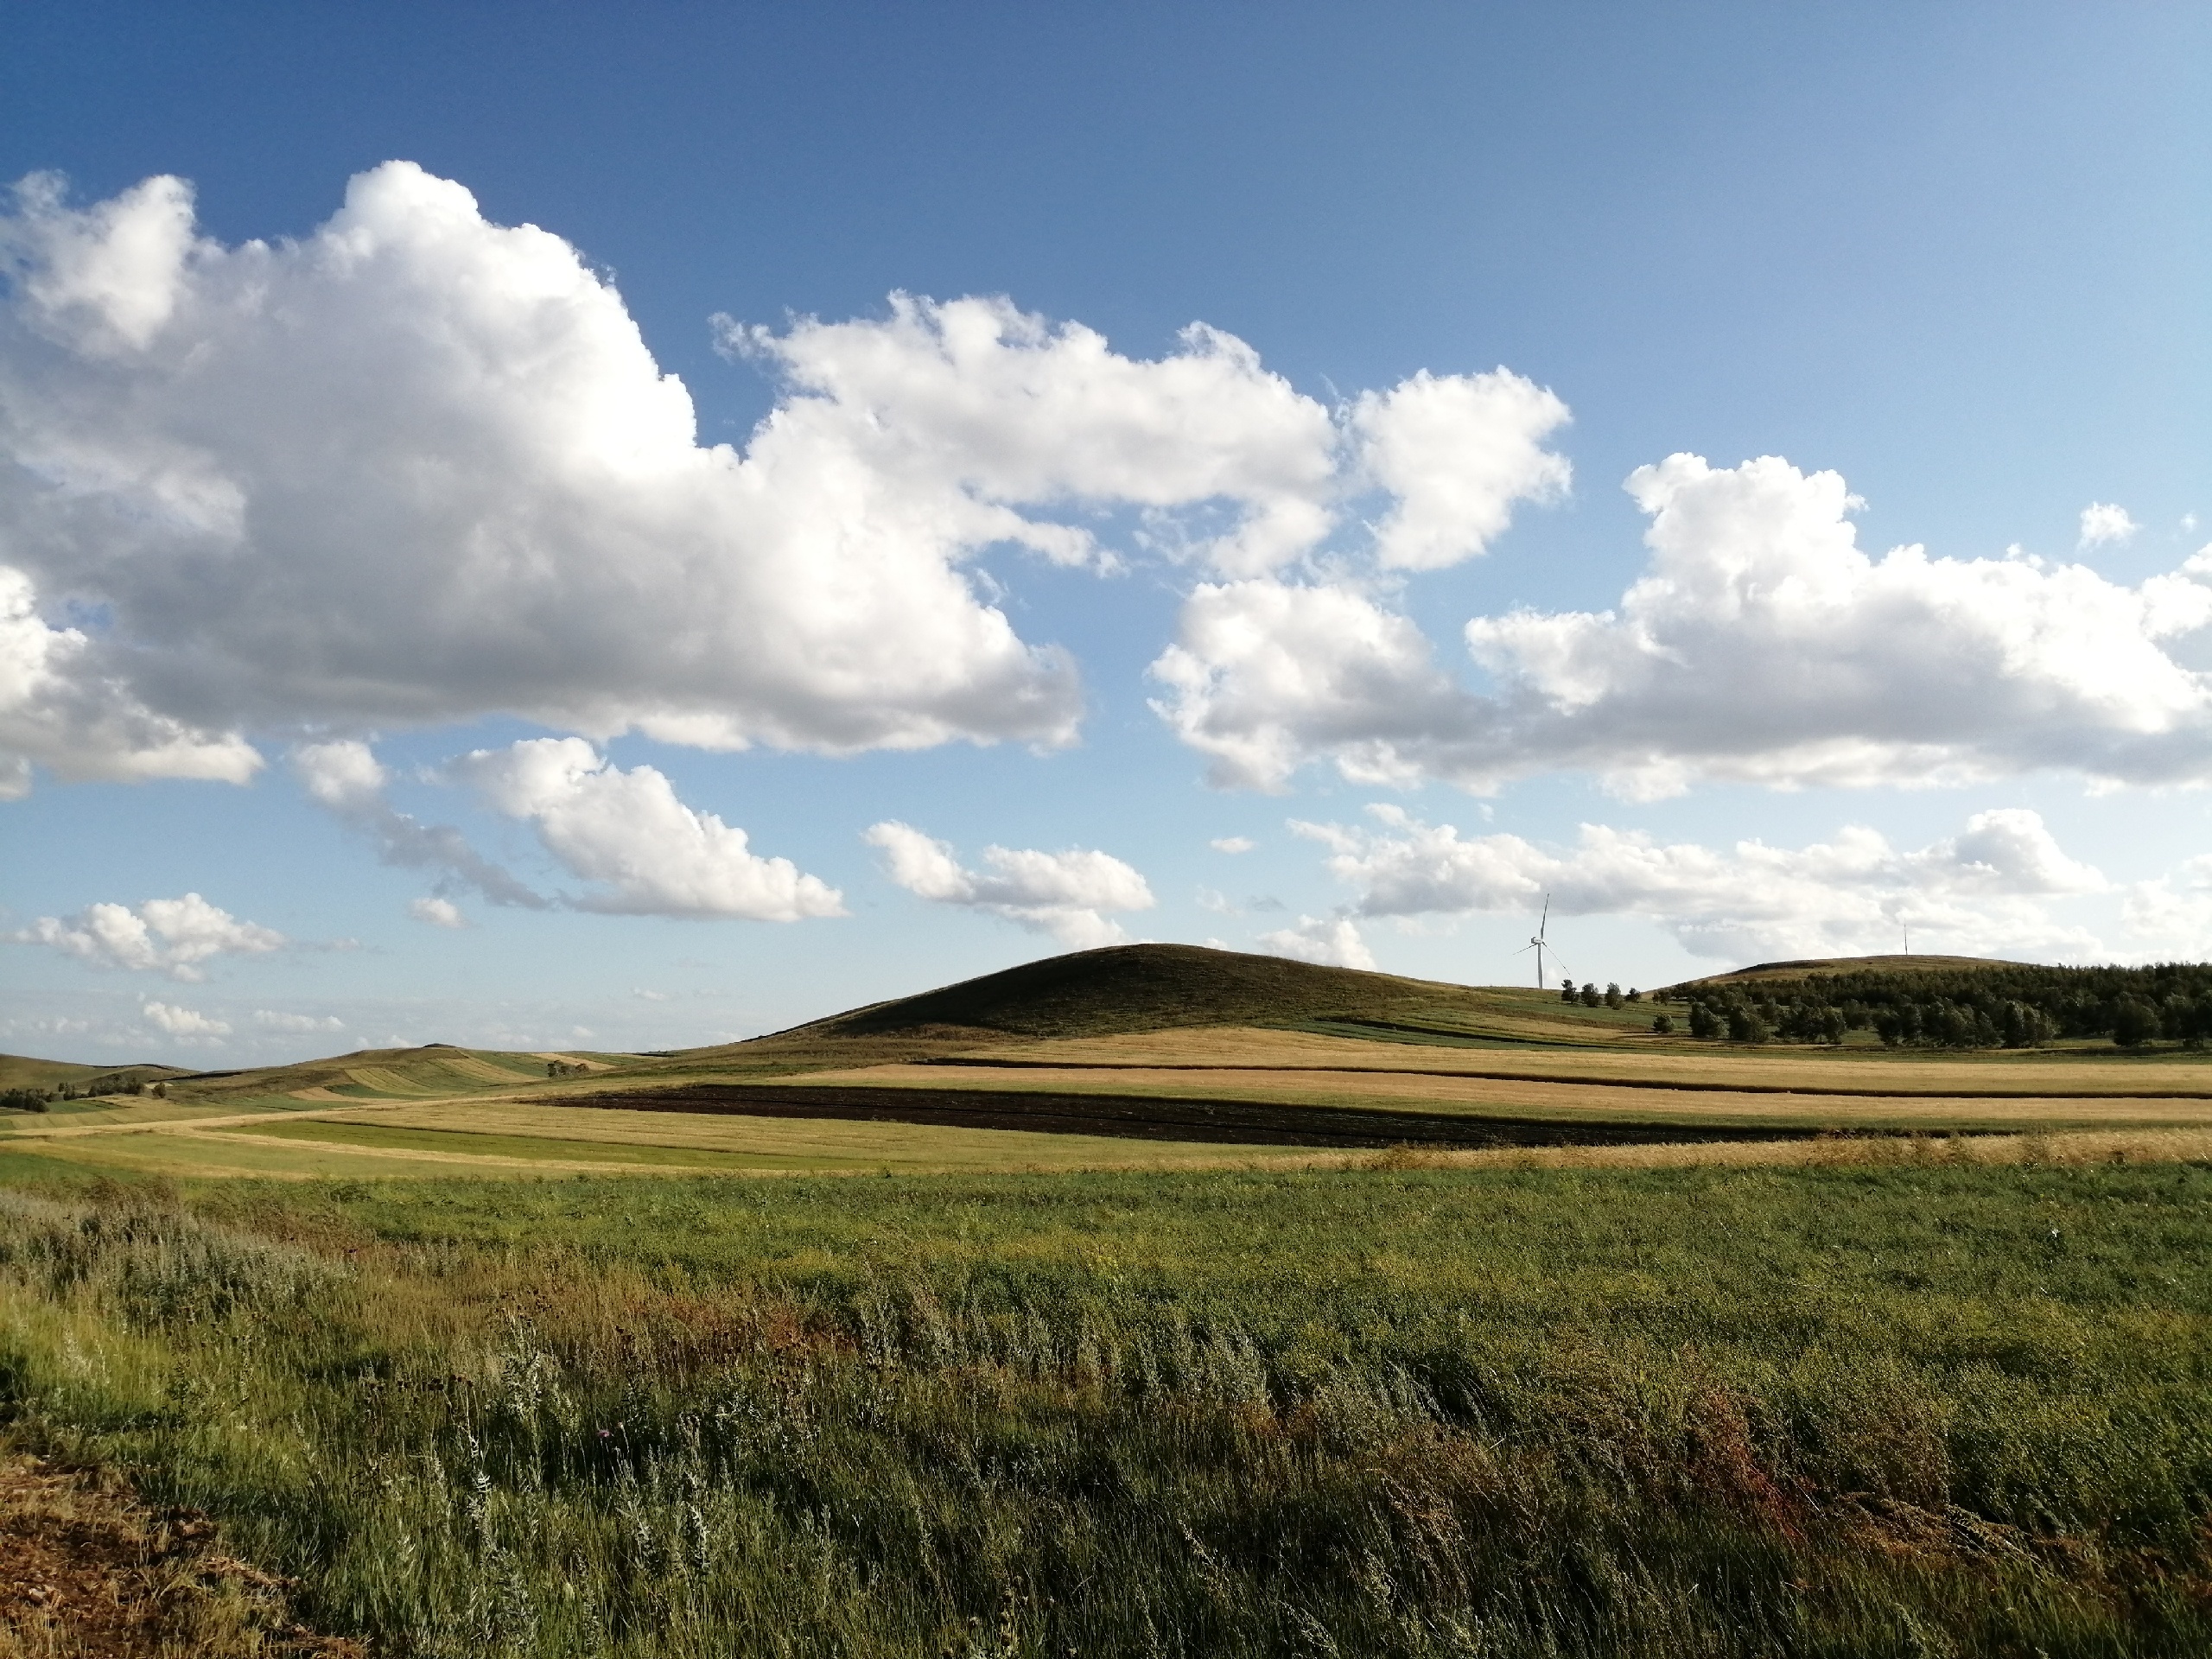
[408,896,466,928]
[16,893,283,979]
[453,737,843,920]
[142,1000,230,1040]
[2078,502,2140,549]
[1209,836,1255,854]
[1255,914,1376,970]
[1155,454,2212,796]
[1294,804,2109,963]
[1152,577,1471,791]
[863,820,1154,948]
[0,163,1576,798]
[1350,369,1571,570]
[252,1009,344,1033]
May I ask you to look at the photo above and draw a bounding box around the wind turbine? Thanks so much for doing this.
[1518,894,1565,990]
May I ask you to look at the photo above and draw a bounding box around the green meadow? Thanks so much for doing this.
[3,1155,2208,1657]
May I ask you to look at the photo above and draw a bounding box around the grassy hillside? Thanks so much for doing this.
[157,1042,591,1105]
[0,1052,189,1094]
[779,943,1551,1041]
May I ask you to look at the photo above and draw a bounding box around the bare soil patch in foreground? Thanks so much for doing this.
[0,1449,358,1657]
[569,1082,1842,1147]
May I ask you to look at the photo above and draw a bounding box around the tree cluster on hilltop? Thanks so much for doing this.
[1653,962,2212,1049]
[0,1076,168,1110]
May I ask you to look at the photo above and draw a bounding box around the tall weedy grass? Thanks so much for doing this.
[2,1164,2208,1656]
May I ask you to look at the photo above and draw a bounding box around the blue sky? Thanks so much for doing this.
[3,2,2208,1064]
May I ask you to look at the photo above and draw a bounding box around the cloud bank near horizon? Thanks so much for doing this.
[1276,803,2212,965]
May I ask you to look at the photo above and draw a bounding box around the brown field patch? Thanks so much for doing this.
[569,1080,1867,1147]
[0,1447,359,1656]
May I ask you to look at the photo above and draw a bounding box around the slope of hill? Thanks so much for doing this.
[1678,954,2024,985]
[747,944,1543,1046]
[145,1044,584,1106]
[0,1053,191,1093]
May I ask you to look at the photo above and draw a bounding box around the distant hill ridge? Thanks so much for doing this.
[785,943,1501,1042]
[1681,954,2026,986]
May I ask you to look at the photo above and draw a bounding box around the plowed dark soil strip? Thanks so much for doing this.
[566,1084,1838,1148]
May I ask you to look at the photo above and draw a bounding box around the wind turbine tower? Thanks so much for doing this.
[1520,895,1560,989]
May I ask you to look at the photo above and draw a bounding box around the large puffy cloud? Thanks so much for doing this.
[724,301,1338,581]
[1295,804,2110,963]
[0,164,1075,768]
[16,893,285,979]
[0,163,1573,795]
[1151,578,1474,790]
[452,738,844,920]
[863,820,1154,948]
[1155,454,2212,796]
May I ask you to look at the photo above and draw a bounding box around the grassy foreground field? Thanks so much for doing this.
[6,947,2212,1655]
[2,1154,2209,1657]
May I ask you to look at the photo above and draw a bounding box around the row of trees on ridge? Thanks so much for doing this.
[1645,962,2212,1049]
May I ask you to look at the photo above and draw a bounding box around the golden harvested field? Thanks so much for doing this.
[232,1101,1299,1170]
[940,1023,2212,1096]
[0,1096,332,1133]
[0,1098,1315,1180]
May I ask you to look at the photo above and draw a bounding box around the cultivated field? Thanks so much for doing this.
[4,944,2209,1655]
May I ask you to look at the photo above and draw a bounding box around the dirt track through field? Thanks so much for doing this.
[569,1084,1845,1148]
